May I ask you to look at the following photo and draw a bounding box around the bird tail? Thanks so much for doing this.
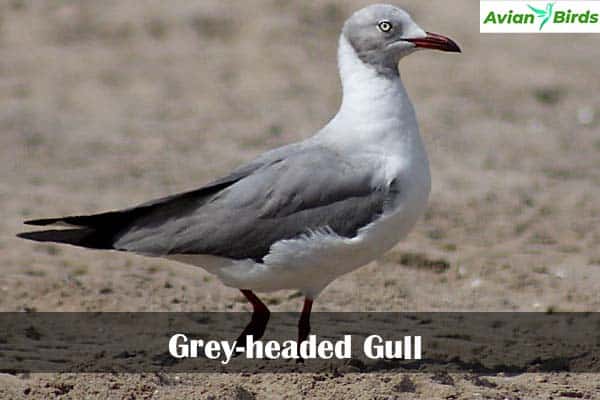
[17,228,115,250]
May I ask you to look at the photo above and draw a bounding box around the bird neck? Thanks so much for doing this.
[317,35,422,153]
[337,35,406,113]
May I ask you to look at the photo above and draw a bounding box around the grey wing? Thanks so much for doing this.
[114,146,394,262]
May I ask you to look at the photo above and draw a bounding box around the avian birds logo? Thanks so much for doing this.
[528,3,555,31]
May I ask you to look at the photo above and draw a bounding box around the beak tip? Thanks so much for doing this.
[448,38,462,53]
[416,31,462,53]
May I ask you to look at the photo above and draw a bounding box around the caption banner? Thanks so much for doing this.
[1,312,598,373]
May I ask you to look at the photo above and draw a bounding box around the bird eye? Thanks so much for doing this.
[377,20,393,33]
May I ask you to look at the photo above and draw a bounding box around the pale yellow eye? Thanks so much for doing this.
[377,21,392,33]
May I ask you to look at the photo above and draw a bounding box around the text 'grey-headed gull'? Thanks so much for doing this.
[19,4,460,348]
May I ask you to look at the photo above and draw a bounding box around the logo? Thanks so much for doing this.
[481,1,600,33]
[528,3,554,31]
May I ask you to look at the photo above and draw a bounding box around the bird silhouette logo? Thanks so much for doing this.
[528,3,555,31]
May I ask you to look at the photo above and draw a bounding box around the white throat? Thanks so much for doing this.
[317,35,424,156]
[337,35,403,113]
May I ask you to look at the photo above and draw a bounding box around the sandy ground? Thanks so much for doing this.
[1,0,599,398]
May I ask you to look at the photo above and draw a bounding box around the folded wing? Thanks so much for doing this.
[20,145,394,263]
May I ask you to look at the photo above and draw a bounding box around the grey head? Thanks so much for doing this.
[342,4,461,76]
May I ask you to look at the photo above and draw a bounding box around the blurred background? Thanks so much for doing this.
[1,1,600,398]
[2,0,600,312]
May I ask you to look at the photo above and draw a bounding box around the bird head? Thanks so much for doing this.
[342,4,460,75]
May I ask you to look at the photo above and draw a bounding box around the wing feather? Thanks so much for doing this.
[114,146,392,262]
[21,143,394,263]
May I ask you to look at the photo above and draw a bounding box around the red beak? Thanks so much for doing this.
[406,32,461,53]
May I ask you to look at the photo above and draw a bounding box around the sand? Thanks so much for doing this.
[1,0,599,398]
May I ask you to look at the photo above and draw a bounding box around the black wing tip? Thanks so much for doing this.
[24,218,62,226]
[17,230,58,242]
[17,228,114,250]
[16,231,33,240]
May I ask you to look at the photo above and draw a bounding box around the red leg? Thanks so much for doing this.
[235,289,270,347]
[297,297,313,363]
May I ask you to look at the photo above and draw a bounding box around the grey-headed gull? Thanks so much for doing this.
[19,4,460,348]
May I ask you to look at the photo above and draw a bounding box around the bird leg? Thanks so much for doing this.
[235,289,270,349]
[297,297,313,363]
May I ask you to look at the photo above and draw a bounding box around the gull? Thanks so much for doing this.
[19,4,460,349]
